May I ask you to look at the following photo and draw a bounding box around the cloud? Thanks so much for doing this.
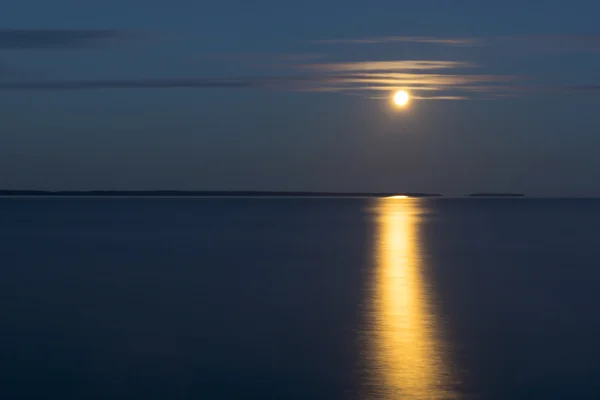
[297,60,473,72]
[0,76,356,91]
[323,72,515,85]
[316,36,482,46]
[4,28,599,101]
[0,72,516,97]
[0,57,490,93]
[0,52,594,101]
[0,78,263,90]
[0,53,516,100]
[283,60,510,97]
[0,29,142,49]
[199,53,325,62]
[457,83,600,97]
[413,96,469,100]
[316,33,600,53]
[1,75,596,101]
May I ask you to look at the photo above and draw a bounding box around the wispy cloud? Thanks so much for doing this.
[0,76,366,90]
[284,60,513,97]
[2,28,599,101]
[199,53,325,62]
[316,36,482,47]
[0,29,143,50]
[0,54,496,99]
[316,72,515,85]
[0,78,265,90]
[413,95,469,100]
[0,72,597,100]
[297,60,473,72]
[316,33,600,53]
[0,72,517,96]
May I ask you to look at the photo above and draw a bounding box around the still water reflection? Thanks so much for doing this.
[366,198,456,400]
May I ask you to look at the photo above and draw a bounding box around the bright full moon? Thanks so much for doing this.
[393,90,410,107]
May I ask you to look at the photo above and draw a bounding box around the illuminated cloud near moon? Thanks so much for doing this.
[1,30,600,101]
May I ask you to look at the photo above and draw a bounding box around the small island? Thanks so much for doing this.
[0,190,443,198]
[468,193,525,197]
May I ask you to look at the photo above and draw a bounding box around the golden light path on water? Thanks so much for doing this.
[366,197,456,400]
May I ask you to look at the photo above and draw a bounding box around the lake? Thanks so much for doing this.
[2,197,600,399]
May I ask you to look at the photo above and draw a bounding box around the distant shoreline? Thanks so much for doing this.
[0,190,443,198]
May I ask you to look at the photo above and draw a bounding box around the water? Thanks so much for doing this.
[1,197,600,400]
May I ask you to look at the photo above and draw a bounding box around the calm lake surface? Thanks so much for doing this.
[2,197,600,400]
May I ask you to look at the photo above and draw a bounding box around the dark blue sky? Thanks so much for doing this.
[2,0,600,195]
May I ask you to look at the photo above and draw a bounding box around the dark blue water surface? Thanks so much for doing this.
[1,197,600,400]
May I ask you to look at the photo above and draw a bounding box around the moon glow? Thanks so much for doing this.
[393,90,410,107]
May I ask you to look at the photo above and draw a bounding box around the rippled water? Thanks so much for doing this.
[2,197,600,399]
[362,199,456,399]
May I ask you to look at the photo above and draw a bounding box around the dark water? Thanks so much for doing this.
[2,197,600,400]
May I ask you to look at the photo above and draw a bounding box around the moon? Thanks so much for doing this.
[393,90,410,107]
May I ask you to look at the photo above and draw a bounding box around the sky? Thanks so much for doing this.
[2,0,600,195]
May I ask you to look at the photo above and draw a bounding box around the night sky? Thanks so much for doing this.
[2,0,600,195]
